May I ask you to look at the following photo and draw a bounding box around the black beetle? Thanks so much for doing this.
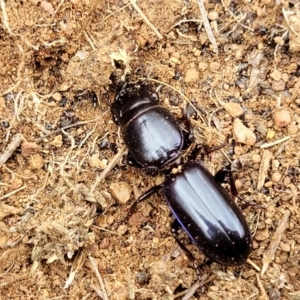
[111,82,252,267]
[111,83,184,168]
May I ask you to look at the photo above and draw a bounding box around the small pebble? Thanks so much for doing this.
[171,52,180,59]
[287,63,298,74]
[252,153,261,163]
[117,224,128,235]
[50,135,63,147]
[288,122,298,134]
[223,83,229,90]
[198,62,208,71]
[274,36,284,46]
[266,129,275,140]
[21,142,40,157]
[29,154,44,169]
[11,177,23,189]
[272,79,286,91]
[274,110,291,127]
[185,68,199,83]
[255,228,270,241]
[99,238,110,249]
[88,243,100,256]
[280,242,291,252]
[223,102,244,117]
[281,73,289,82]
[208,11,218,20]
[89,154,107,169]
[210,62,220,70]
[270,69,281,81]
[109,182,132,204]
[107,215,115,225]
[41,1,54,14]
[52,92,62,101]
[232,118,256,145]
[136,271,150,285]
[272,172,282,182]
[193,49,201,57]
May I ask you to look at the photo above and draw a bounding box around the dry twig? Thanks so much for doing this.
[35,117,100,143]
[0,186,27,201]
[0,133,23,168]
[282,7,300,38]
[129,0,163,40]
[247,258,261,272]
[256,274,268,300]
[260,136,291,149]
[261,210,290,276]
[257,150,273,190]
[89,145,126,196]
[88,255,109,300]
[99,3,131,24]
[195,0,218,53]
[181,281,201,300]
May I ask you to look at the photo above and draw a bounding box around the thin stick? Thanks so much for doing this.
[129,0,163,40]
[52,0,65,17]
[261,210,290,276]
[260,136,291,149]
[99,3,131,24]
[246,258,261,272]
[195,0,218,53]
[282,7,300,39]
[181,281,201,300]
[256,274,268,300]
[0,133,23,168]
[90,284,105,299]
[0,185,27,200]
[0,0,15,35]
[88,256,109,300]
[89,145,126,195]
[35,117,100,143]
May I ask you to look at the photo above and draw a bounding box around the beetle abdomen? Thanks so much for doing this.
[163,161,252,266]
[123,106,183,168]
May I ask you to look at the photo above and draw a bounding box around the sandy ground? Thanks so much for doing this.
[0,0,300,299]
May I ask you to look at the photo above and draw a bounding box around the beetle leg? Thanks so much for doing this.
[215,168,266,209]
[214,165,238,197]
[116,184,163,226]
[171,221,203,290]
[187,142,227,161]
[182,109,194,149]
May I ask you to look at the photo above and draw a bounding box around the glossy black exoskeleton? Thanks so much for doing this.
[111,83,184,168]
[111,82,252,267]
[163,161,252,266]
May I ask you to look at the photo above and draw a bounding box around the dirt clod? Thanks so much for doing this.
[21,142,40,157]
[232,118,256,145]
[109,182,132,204]
[274,110,292,127]
[29,153,44,169]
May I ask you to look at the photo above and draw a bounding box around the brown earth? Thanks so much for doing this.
[0,0,300,299]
